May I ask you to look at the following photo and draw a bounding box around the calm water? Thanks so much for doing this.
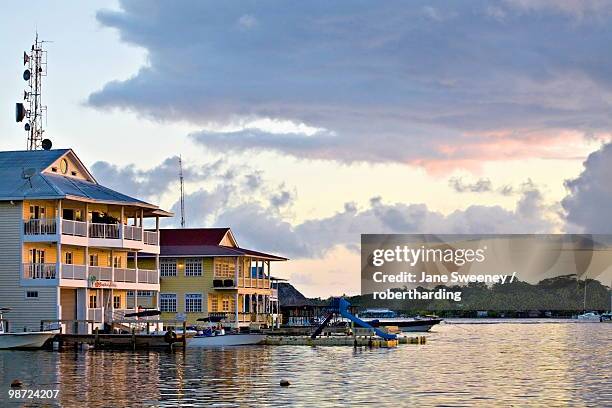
[0,321,610,407]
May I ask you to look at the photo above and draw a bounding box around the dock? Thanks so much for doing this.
[263,335,426,347]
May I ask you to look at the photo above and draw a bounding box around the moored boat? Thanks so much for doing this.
[358,308,442,332]
[576,311,602,322]
[0,308,56,349]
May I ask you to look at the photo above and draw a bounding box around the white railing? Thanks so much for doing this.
[114,268,137,283]
[23,263,57,279]
[61,219,87,237]
[143,231,158,245]
[88,308,103,323]
[138,269,159,284]
[89,266,112,281]
[270,288,279,301]
[123,225,143,241]
[89,222,120,239]
[61,264,87,280]
[23,218,57,235]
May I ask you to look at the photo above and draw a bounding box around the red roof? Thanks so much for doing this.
[160,228,231,246]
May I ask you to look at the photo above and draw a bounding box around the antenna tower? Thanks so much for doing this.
[179,156,186,228]
[16,33,49,150]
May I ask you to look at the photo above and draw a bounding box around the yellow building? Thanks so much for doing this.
[0,149,171,333]
[136,228,287,329]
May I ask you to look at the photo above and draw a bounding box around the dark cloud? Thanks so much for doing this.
[89,1,612,167]
[91,156,223,201]
[449,177,493,193]
[562,142,612,232]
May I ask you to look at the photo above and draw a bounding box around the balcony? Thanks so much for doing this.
[23,263,57,279]
[23,218,160,252]
[23,263,159,288]
[23,218,57,235]
[61,219,87,237]
[60,264,87,280]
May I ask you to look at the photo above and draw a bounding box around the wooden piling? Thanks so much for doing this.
[182,321,187,351]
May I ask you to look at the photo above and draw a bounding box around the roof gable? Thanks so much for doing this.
[42,150,96,183]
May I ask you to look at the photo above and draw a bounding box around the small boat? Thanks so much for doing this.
[0,308,56,349]
[188,328,265,347]
[358,308,442,332]
[576,311,602,322]
[601,312,611,322]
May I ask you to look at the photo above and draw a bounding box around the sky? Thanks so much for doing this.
[2,0,612,297]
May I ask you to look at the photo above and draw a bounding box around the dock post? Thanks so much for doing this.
[94,327,99,348]
[131,328,136,351]
[182,321,187,351]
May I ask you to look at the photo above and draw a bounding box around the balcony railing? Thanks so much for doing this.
[137,269,159,284]
[61,264,87,280]
[61,219,87,237]
[89,222,120,239]
[114,268,137,283]
[24,219,160,248]
[24,218,57,235]
[89,266,112,281]
[143,231,159,245]
[23,263,57,279]
[88,308,103,323]
[123,225,143,241]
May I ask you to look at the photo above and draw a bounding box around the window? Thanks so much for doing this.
[60,158,68,174]
[160,259,177,277]
[210,295,218,312]
[25,290,39,299]
[185,294,203,313]
[30,249,45,264]
[222,298,230,312]
[113,296,121,309]
[214,258,235,278]
[185,258,202,276]
[65,252,73,265]
[137,291,153,297]
[89,295,97,308]
[89,254,98,267]
[113,256,122,268]
[160,294,177,312]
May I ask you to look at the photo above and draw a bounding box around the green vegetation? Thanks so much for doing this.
[343,275,611,317]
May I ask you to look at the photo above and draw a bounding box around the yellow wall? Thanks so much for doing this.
[23,200,57,219]
[61,246,86,265]
[22,242,57,263]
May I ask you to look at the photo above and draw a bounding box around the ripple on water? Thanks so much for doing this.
[0,322,610,407]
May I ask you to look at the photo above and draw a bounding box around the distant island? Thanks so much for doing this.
[286,274,611,318]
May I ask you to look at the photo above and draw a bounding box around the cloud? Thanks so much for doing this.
[91,156,223,201]
[208,189,555,258]
[562,142,612,232]
[449,177,493,193]
[88,1,612,169]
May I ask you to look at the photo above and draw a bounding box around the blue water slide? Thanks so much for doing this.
[337,298,397,340]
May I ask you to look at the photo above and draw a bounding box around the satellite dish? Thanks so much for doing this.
[23,51,29,65]
[24,123,31,131]
[15,103,26,122]
[41,139,52,151]
[23,69,31,81]
[22,168,37,179]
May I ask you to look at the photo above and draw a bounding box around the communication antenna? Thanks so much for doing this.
[179,156,186,228]
[15,33,51,150]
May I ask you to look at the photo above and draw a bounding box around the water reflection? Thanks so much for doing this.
[0,322,609,407]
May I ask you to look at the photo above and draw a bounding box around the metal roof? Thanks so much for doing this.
[138,244,288,261]
[0,149,166,210]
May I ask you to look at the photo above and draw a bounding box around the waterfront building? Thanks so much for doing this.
[0,149,171,333]
[136,228,287,328]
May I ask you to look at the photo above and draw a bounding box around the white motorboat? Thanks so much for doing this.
[358,309,443,332]
[188,332,266,347]
[0,308,55,349]
[576,311,602,322]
